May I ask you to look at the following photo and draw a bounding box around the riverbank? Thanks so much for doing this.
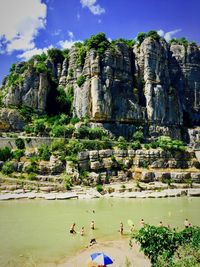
[0,185,200,200]
[56,239,151,267]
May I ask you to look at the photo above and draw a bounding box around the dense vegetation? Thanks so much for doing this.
[132,224,200,267]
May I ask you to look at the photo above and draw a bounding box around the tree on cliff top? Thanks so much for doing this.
[84,32,110,55]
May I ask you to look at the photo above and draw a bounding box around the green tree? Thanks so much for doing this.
[15,138,25,149]
[137,32,147,44]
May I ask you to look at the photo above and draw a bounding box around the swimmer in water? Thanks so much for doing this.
[69,223,76,234]
[80,226,85,236]
[90,220,95,230]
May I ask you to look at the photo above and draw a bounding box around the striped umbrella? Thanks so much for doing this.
[90,252,113,265]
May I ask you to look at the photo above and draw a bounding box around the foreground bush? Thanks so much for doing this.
[132,225,200,266]
[2,161,15,175]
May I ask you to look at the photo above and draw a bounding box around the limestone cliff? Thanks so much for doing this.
[1,36,200,140]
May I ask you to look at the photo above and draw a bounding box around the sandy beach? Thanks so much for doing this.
[57,239,151,267]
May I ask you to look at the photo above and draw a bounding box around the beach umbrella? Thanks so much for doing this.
[90,252,113,265]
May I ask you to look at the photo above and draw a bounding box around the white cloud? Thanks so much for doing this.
[68,31,74,40]
[157,29,182,41]
[52,29,62,36]
[59,39,82,49]
[80,0,105,15]
[17,45,53,61]
[0,0,47,53]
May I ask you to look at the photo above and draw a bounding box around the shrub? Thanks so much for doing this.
[133,130,144,142]
[75,43,87,67]
[35,62,48,73]
[96,184,103,193]
[133,225,200,266]
[47,48,64,63]
[0,147,12,161]
[27,172,37,181]
[117,136,127,150]
[77,75,86,87]
[84,32,110,55]
[38,145,51,161]
[2,161,15,175]
[62,174,72,190]
[50,125,66,137]
[154,136,186,152]
[56,85,74,115]
[130,140,141,150]
[15,138,25,149]
[12,149,24,161]
[137,32,147,45]
[51,139,66,152]
[24,162,38,174]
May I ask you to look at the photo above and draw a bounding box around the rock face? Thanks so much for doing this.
[1,37,200,138]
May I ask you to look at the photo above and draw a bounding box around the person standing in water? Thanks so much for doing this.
[90,220,95,230]
[140,219,145,227]
[80,227,85,236]
[184,218,189,228]
[119,222,123,235]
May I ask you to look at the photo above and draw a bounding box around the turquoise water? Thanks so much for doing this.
[0,197,199,266]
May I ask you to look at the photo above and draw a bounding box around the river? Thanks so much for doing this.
[0,197,199,266]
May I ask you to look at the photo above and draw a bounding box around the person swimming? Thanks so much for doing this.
[69,223,76,234]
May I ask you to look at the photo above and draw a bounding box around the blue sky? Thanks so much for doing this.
[0,0,200,84]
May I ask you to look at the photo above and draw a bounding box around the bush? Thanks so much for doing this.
[51,139,66,152]
[133,225,200,266]
[38,145,51,161]
[27,172,37,181]
[62,174,72,190]
[84,32,110,55]
[96,184,103,193]
[0,147,12,161]
[130,140,141,150]
[133,130,144,142]
[12,149,24,161]
[77,75,86,87]
[153,136,186,152]
[24,162,38,174]
[47,48,64,63]
[2,161,15,175]
[15,138,25,149]
[117,136,127,150]
[137,32,147,45]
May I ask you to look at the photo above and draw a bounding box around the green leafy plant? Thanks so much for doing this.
[15,138,25,149]
[77,75,86,87]
[12,149,24,161]
[0,147,12,161]
[96,184,103,193]
[2,161,15,175]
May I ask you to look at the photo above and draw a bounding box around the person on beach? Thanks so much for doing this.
[184,218,189,228]
[69,223,76,234]
[90,220,95,230]
[80,226,85,236]
[158,221,163,227]
[119,222,123,235]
